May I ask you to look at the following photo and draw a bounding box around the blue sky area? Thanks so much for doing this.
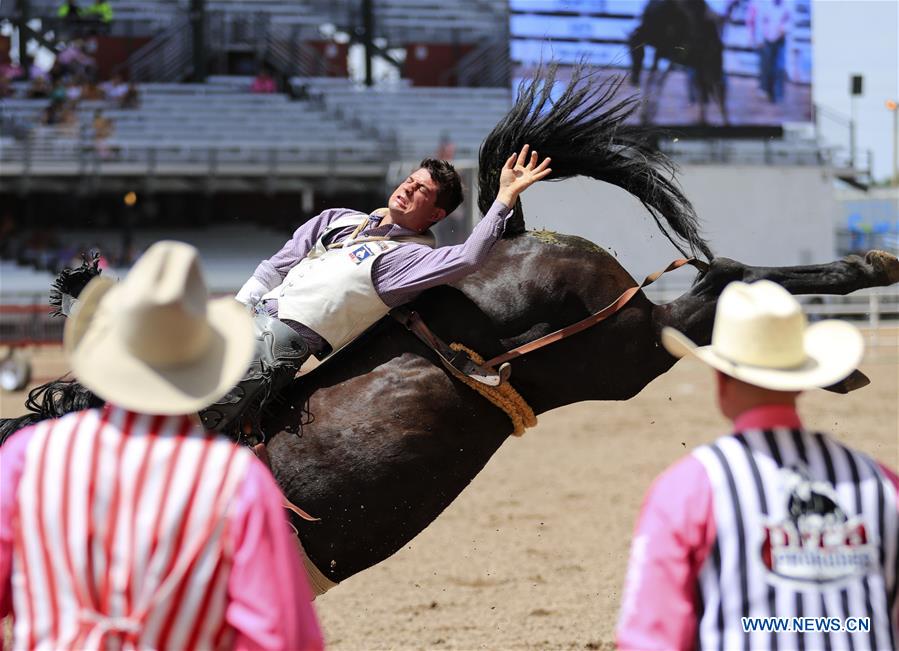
[813,0,898,181]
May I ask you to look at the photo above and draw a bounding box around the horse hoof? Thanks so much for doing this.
[866,250,899,285]
[823,369,870,394]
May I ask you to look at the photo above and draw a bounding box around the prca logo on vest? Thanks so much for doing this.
[761,464,878,584]
[348,242,390,265]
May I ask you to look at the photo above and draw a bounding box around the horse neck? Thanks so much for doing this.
[455,234,649,414]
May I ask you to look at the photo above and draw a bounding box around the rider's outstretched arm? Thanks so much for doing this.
[374,146,551,305]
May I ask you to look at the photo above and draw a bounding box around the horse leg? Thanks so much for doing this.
[704,251,899,296]
[653,251,898,391]
[645,59,670,124]
[640,50,664,124]
[640,58,660,124]
[629,31,645,86]
[716,79,729,125]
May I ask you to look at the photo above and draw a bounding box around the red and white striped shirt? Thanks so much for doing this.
[0,404,323,650]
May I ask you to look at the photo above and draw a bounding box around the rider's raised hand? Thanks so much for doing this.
[497,144,552,207]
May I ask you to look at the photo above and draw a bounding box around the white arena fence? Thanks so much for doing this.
[2,287,897,349]
[644,286,899,350]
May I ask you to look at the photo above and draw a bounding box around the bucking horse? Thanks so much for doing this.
[2,65,897,592]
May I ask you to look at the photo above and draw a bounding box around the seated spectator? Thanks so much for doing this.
[119,81,140,109]
[58,103,81,138]
[251,68,277,94]
[10,55,50,82]
[28,58,50,81]
[41,98,66,125]
[88,244,110,270]
[92,108,113,136]
[65,77,83,102]
[56,39,95,78]
[436,131,456,161]
[49,80,67,104]
[81,78,105,100]
[26,76,51,99]
[82,0,113,24]
[57,0,82,20]
[92,108,114,157]
[100,73,128,101]
[0,61,22,81]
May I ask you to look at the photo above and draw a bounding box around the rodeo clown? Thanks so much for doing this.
[0,242,323,650]
[205,146,552,431]
[617,280,899,650]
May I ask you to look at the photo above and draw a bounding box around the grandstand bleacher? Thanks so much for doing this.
[0,0,884,322]
[0,223,291,298]
[3,0,506,47]
[1,77,512,175]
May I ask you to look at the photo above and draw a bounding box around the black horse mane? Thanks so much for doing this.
[0,378,103,445]
[478,63,713,262]
[1,254,106,444]
[49,251,102,317]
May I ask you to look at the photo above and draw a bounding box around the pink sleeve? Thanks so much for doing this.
[617,455,716,651]
[881,464,899,627]
[226,458,324,651]
[0,426,38,618]
[878,463,899,501]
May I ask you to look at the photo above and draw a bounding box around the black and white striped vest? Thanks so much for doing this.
[694,428,898,651]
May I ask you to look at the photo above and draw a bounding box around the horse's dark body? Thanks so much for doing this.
[629,0,735,124]
[2,66,898,588]
[275,239,897,583]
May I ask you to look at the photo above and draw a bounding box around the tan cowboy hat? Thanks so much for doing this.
[64,241,254,415]
[661,280,864,391]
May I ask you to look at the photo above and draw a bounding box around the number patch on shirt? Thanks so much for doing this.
[348,243,388,265]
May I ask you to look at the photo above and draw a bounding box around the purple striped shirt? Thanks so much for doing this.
[257,199,511,355]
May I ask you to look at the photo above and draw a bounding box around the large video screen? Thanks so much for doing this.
[510,0,812,127]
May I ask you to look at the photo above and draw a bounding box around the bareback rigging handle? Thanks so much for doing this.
[484,258,709,368]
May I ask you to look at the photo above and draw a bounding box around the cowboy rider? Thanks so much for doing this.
[203,146,551,431]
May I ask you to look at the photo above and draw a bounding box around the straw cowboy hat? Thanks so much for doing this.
[65,241,254,414]
[662,280,864,391]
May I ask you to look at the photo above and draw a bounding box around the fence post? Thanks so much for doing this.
[869,292,879,348]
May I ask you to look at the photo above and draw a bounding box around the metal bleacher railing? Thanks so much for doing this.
[3,282,897,349]
[1,79,516,181]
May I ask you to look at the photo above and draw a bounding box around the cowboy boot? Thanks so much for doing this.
[200,312,310,434]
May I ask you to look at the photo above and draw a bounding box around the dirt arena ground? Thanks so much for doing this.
[1,330,896,649]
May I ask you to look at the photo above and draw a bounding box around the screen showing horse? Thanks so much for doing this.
[510,0,813,127]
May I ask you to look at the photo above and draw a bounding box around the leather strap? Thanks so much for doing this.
[253,443,321,522]
[392,308,509,387]
[484,258,709,368]
[326,217,370,249]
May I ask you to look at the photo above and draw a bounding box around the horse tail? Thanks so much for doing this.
[0,377,103,445]
[477,63,714,262]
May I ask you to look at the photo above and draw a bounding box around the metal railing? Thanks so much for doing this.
[1,135,386,178]
[658,139,833,167]
[440,38,511,88]
[266,24,340,78]
[645,285,899,345]
[5,283,896,348]
[115,15,193,82]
